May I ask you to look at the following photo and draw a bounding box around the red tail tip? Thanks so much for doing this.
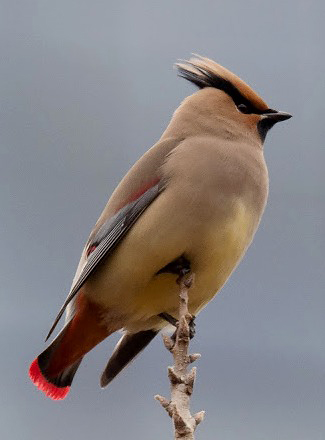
[29,358,70,400]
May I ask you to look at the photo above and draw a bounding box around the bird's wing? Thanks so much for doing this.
[46,181,163,341]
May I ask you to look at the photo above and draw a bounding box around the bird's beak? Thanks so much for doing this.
[258,110,292,141]
[263,111,292,123]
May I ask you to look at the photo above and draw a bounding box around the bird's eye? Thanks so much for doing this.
[237,104,252,114]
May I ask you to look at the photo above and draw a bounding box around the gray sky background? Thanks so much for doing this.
[0,1,324,439]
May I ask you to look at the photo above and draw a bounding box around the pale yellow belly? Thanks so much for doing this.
[128,201,255,329]
[84,198,257,333]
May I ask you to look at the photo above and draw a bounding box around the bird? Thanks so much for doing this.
[29,55,291,400]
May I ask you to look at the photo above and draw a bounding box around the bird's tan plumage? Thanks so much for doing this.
[82,91,269,331]
[29,56,291,398]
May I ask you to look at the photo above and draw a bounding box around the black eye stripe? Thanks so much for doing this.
[177,63,270,116]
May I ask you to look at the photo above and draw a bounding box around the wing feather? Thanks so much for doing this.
[45,182,163,341]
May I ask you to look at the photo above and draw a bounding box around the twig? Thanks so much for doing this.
[155,273,205,439]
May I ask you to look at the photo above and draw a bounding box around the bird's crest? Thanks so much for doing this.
[175,55,268,113]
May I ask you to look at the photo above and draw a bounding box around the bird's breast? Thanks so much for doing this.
[123,196,259,330]
[84,138,268,331]
[183,197,259,312]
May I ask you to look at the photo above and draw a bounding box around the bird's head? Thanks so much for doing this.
[175,55,291,143]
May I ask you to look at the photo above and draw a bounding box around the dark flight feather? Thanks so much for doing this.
[46,182,162,341]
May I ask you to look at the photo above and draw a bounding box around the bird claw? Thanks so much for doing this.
[188,315,196,339]
[159,313,196,340]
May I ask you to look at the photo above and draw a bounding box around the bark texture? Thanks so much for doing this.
[155,273,205,439]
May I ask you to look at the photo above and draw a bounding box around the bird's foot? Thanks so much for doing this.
[158,312,196,340]
[188,315,196,339]
[157,257,195,342]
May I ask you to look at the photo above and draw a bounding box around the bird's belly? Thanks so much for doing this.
[126,199,257,328]
[84,197,258,331]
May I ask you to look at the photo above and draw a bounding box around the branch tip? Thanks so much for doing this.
[155,395,173,417]
[188,353,201,363]
[154,394,169,406]
[168,366,183,384]
[194,411,205,426]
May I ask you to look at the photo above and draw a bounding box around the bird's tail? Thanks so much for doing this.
[100,329,158,387]
[29,293,114,400]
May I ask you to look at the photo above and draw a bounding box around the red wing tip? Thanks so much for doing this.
[29,358,70,400]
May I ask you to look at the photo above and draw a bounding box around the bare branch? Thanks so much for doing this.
[156,273,205,439]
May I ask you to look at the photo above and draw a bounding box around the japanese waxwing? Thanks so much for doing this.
[29,55,291,399]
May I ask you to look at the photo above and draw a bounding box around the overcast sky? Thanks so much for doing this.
[0,1,324,439]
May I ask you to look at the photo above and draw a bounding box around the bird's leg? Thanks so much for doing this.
[159,312,178,327]
[158,313,196,340]
[156,255,191,277]
[173,315,196,340]
[158,255,195,340]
